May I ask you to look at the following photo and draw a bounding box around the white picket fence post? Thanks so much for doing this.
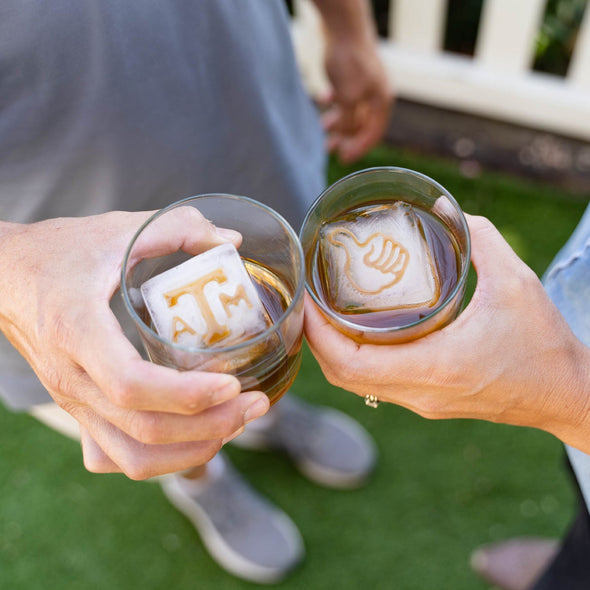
[389,0,447,53]
[475,0,546,73]
[292,0,590,141]
[569,3,590,90]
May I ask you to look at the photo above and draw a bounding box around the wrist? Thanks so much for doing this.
[544,339,590,453]
[0,221,29,322]
[0,219,22,240]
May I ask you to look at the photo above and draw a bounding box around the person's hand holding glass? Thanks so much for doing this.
[302,169,590,454]
[0,209,270,480]
[122,195,305,408]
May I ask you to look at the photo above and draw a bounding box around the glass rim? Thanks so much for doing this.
[121,193,306,354]
[299,166,472,336]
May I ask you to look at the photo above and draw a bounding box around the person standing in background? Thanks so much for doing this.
[0,0,392,584]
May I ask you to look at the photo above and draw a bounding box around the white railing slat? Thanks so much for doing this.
[475,0,546,73]
[568,4,590,90]
[379,43,590,140]
[291,0,590,140]
[389,0,448,53]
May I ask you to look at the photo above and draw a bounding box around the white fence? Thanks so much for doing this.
[292,0,590,141]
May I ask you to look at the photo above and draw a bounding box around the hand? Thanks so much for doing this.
[304,214,590,452]
[0,209,270,479]
[320,31,393,163]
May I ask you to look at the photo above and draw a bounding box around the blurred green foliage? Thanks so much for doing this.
[534,0,588,75]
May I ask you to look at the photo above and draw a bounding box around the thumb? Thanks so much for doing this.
[130,206,242,263]
[327,228,359,251]
[466,214,524,273]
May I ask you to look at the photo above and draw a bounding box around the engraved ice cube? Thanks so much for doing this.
[318,202,441,313]
[141,243,271,348]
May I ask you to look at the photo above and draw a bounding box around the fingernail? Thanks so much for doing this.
[216,227,241,242]
[213,377,241,404]
[244,397,269,424]
[222,426,245,445]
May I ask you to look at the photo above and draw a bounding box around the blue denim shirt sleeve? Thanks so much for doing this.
[542,202,590,510]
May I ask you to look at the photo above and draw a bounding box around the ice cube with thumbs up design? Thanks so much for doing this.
[318,202,441,313]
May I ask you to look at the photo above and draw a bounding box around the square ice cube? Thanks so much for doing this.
[141,243,271,348]
[318,202,441,313]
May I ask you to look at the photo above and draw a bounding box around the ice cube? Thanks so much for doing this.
[318,202,441,313]
[141,243,271,348]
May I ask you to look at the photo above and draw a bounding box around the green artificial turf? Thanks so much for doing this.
[1,145,588,589]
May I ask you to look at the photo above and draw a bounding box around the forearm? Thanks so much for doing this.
[309,0,377,45]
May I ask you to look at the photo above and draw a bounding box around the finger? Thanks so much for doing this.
[89,390,270,445]
[316,88,336,110]
[79,410,224,480]
[335,103,358,135]
[376,240,393,268]
[303,295,359,364]
[76,308,243,414]
[321,105,342,132]
[303,292,442,388]
[337,102,388,163]
[326,132,343,155]
[130,206,242,265]
[466,214,525,275]
[80,426,120,473]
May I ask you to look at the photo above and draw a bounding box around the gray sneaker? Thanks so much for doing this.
[232,394,377,489]
[160,454,304,584]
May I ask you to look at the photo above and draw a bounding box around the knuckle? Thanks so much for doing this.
[468,214,494,237]
[502,264,539,302]
[112,450,156,481]
[198,406,244,441]
[121,461,154,481]
[183,206,211,232]
[43,366,67,397]
[321,365,344,388]
[82,449,113,474]
[430,357,461,388]
[43,308,80,355]
[43,363,81,400]
[55,399,82,422]
[107,373,137,408]
[131,413,165,445]
[338,354,369,385]
[219,414,245,439]
[415,396,446,420]
[322,355,355,385]
[202,441,224,463]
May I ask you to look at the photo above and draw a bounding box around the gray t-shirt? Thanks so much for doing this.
[0,0,326,409]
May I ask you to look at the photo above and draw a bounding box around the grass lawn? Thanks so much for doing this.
[1,145,588,589]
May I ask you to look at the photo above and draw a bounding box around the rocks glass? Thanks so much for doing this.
[121,194,305,406]
[300,167,471,344]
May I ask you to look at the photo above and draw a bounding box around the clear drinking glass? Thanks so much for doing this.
[300,167,471,344]
[121,194,305,405]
